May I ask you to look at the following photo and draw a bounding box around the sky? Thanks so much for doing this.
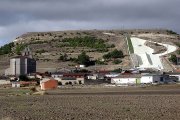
[0,0,180,46]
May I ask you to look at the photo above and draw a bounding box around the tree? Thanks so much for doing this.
[15,44,26,55]
[77,52,90,66]
[169,54,177,64]
[19,75,29,81]
[103,49,124,59]
[111,49,123,58]
[113,59,122,64]
[58,53,68,62]
[0,42,14,55]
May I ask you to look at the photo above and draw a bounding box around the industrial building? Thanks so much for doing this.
[5,47,36,76]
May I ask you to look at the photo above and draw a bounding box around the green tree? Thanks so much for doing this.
[19,75,29,81]
[0,42,14,55]
[169,54,177,64]
[111,49,123,58]
[103,49,124,59]
[77,52,90,66]
[15,44,26,55]
[58,53,68,62]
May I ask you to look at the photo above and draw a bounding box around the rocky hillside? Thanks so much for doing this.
[0,29,179,74]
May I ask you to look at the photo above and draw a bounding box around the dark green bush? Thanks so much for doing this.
[103,49,124,59]
[0,42,14,55]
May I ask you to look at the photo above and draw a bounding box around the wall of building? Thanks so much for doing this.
[141,76,153,84]
[40,80,58,90]
[26,58,36,74]
[111,78,138,84]
[6,57,36,76]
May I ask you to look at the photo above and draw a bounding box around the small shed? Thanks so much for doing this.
[40,78,58,90]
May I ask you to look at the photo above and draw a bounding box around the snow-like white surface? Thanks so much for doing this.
[131,37,177,70]
[103,32,115,36]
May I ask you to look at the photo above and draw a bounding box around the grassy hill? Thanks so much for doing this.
[0,29,179,74]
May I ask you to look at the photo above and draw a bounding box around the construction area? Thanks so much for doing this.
[129,37,177,71]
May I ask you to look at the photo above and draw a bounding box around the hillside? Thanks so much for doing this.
[0,29,179,74]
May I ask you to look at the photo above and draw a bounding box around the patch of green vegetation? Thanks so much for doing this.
[58,53,68,62]
[103,49,124,59]
[62,36,109,52]
[15,44,27,55]
[174,42,180,48]
[112,68,122,73]
[169,54,177,64]
[77,52,90,66]
[0,42,14,55]
[19,75,29,81]
[177,50,180,54]
[166,30,178,35]
[29,40,48,45]
[127,35,134,54]
[35,49,48,54]
[95,59,107,65]
[113,59,122,64]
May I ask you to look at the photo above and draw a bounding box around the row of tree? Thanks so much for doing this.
[62,36,111,52]
[59,49,124,66]
[0,42,14,55]
[0,42,27,55]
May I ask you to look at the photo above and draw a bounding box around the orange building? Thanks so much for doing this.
[40,78,58,90]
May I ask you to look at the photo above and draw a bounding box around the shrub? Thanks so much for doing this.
[62,36,109,52]
[19,75,29,81]
[58,54,68,62]
[113,59,122,64]
[166,30,177,35]
[0,42,14,55]
[15,44,27,55]
[96,59,106,65]
[112,68,122,73]
[177,50,180,54]
[103,49,124,59]
[77,52,90,66]
[36,49,47,54]
[169,54,177,64]
[127,35,134,53]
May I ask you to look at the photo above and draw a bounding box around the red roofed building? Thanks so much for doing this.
[40,78,58,90]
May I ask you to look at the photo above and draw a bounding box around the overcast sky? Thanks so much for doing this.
[0,0,180,46]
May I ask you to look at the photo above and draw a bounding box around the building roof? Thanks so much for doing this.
[142,73,167,76]
[114,74,141,78]
[164,72,180,75]
[63,73,86,77]
[41,78,57,83]
[11,56,35,60]
[51,72,64,75]
[61,77,76,80]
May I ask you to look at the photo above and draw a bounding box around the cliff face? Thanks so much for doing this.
[0,29,179,74]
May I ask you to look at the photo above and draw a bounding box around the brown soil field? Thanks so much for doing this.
[0,85,180,120]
